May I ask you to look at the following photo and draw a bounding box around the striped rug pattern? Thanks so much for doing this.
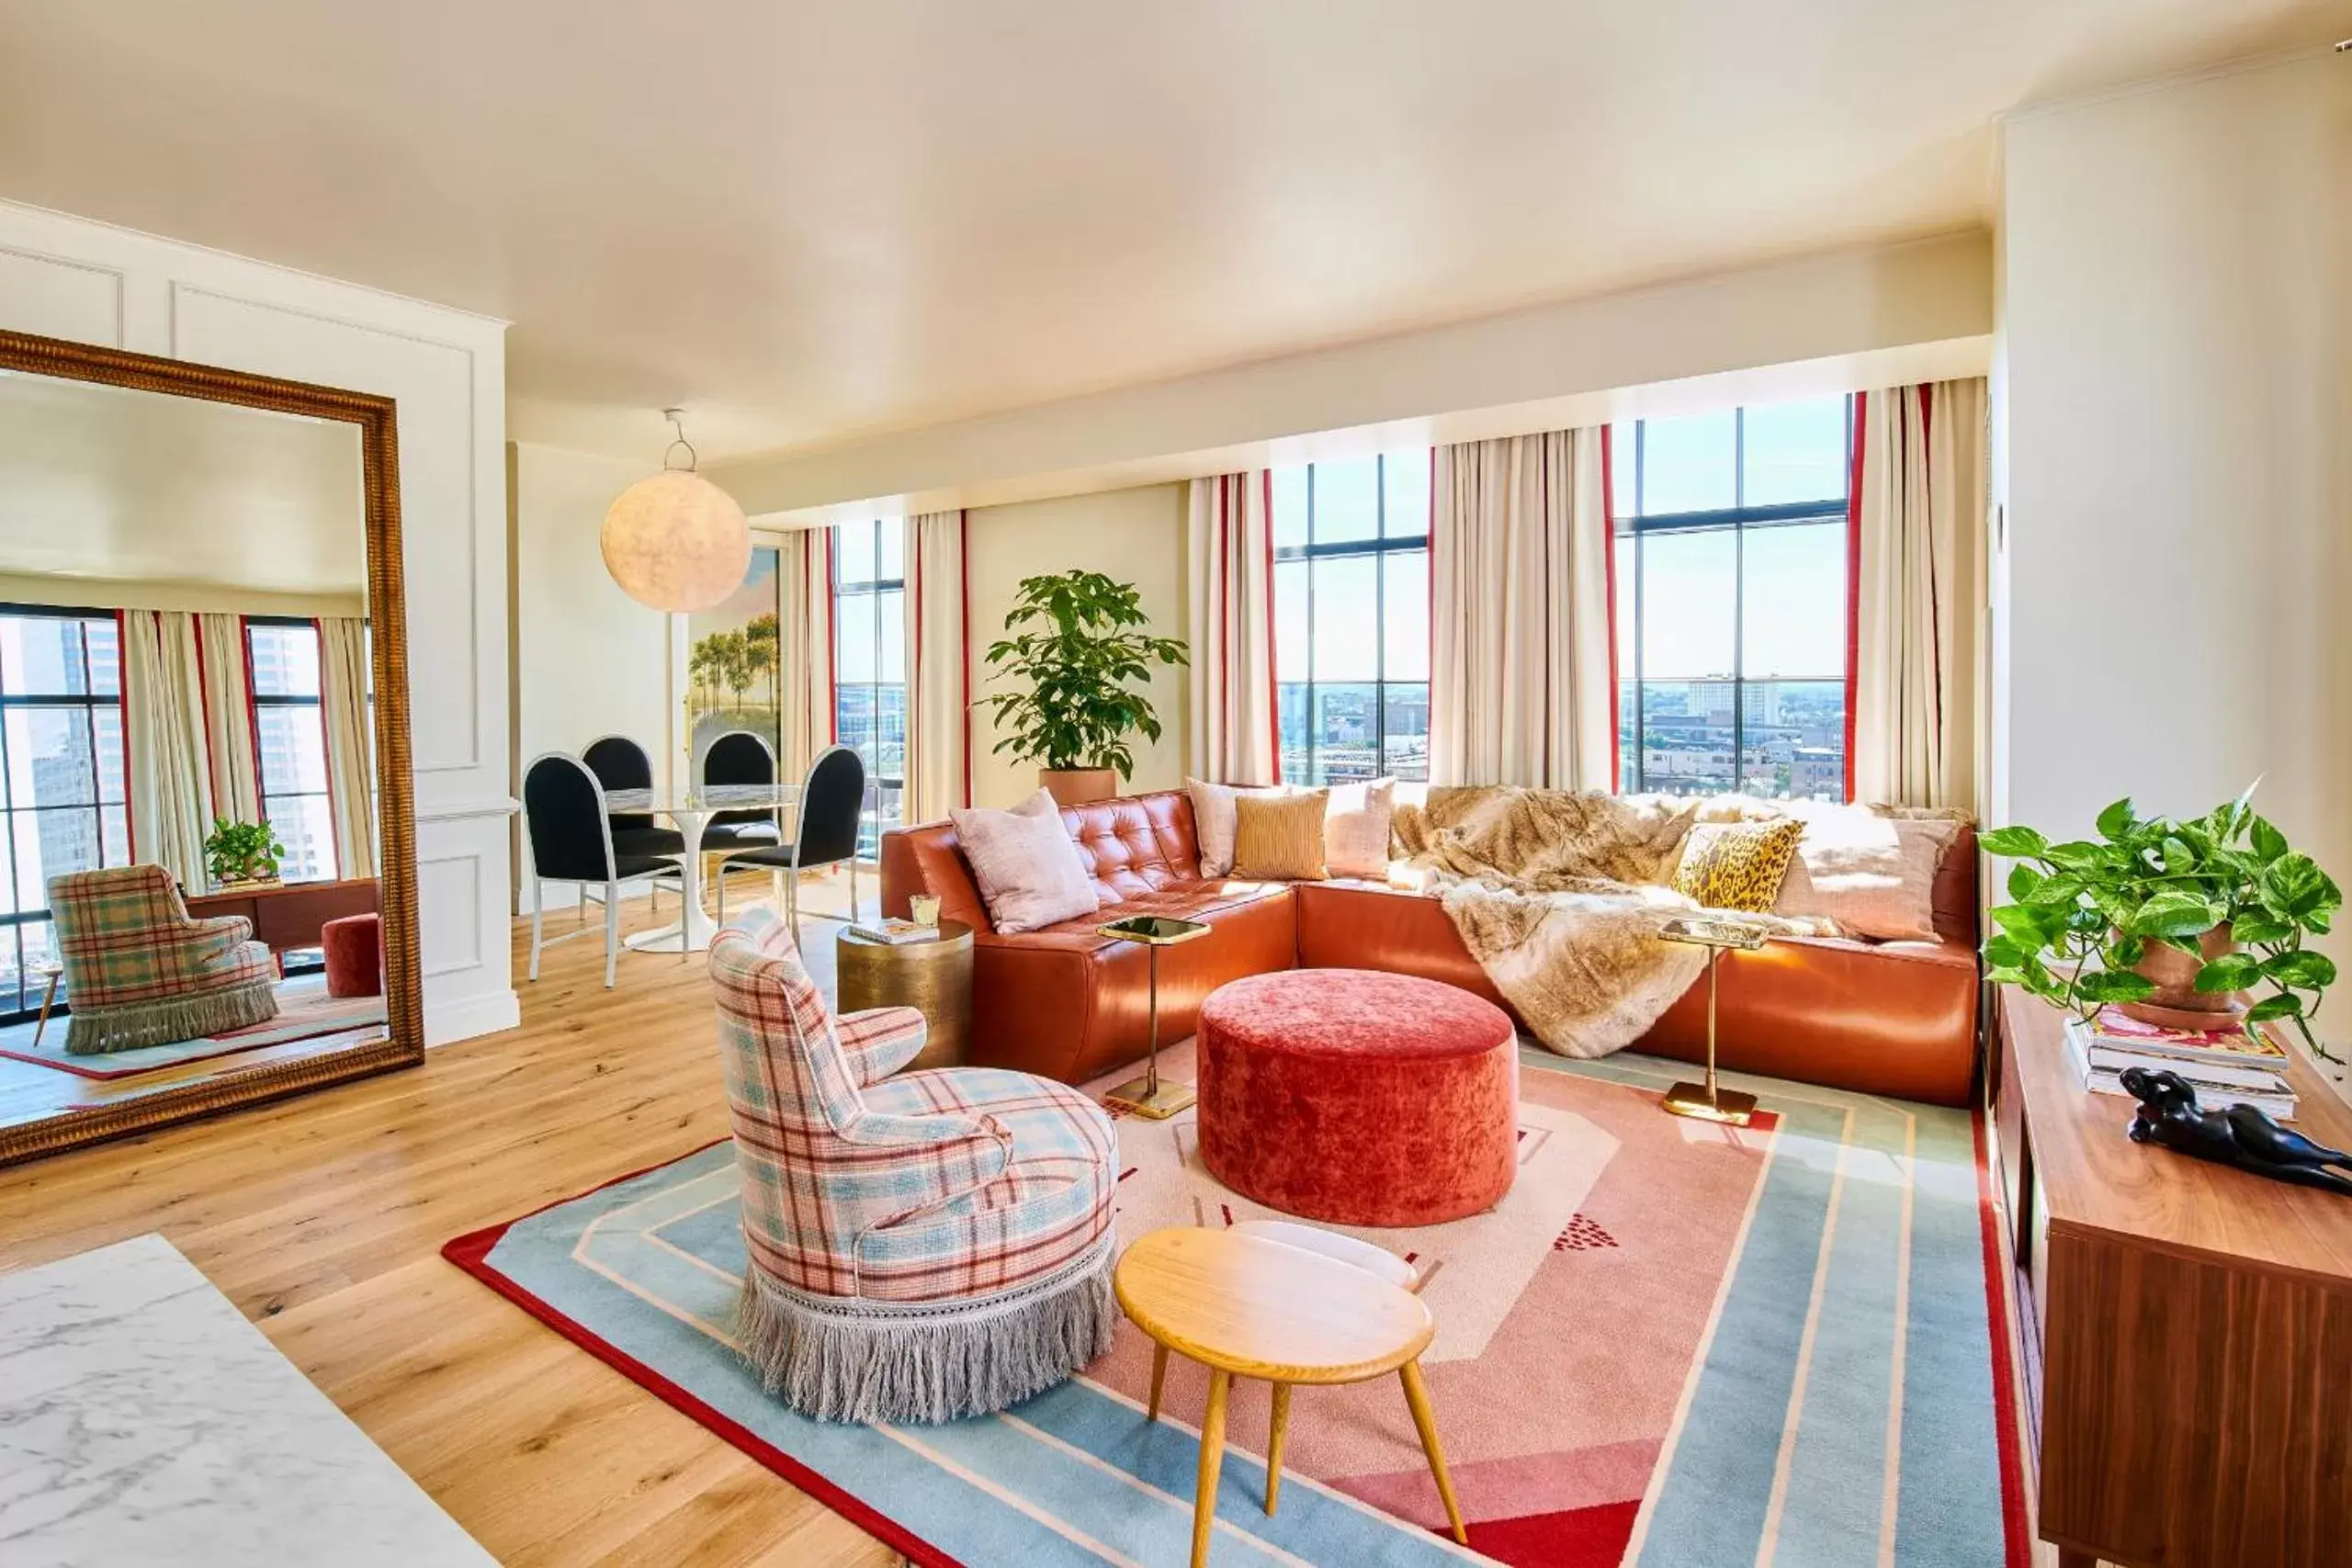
[445,1048,2026,1567]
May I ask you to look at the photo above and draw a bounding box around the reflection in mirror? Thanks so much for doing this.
[0,363,396,1151]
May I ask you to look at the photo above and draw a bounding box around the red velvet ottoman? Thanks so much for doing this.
[322,912,383,998]
[1194,968,1518,1227]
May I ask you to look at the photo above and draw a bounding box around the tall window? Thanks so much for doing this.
[0,608,128,1016]
[1611,396,1851,799]
[831,520,905,855]
[1273,450,1431,784]
[245,618,337,883]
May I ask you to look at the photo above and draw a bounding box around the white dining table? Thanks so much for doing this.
[606,783,799,953]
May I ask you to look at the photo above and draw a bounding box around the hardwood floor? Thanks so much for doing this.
[0,875,901,1568]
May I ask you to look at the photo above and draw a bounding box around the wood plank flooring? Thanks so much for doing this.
[0,878,900,1568]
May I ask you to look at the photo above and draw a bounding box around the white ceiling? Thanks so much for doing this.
[0,369,366,593]
[1,1,2346,466]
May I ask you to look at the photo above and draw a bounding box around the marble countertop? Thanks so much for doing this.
[0,1234,494,1567]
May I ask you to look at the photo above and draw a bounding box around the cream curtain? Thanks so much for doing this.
[776,526,835,786]
[1430,427,1614,788]
[194,613,260,826]
[903,511,968,823]
[1851,378,1988,811]
[318,616,376,879]
[121,611,213,886]
[1184,472,1279,786]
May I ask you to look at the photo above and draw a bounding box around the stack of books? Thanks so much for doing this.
[846,918,938,946]
[2063,1006,2298,1122]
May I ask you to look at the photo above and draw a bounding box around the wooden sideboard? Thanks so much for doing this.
[1988,987,2352,1568]
[183,876,379,954]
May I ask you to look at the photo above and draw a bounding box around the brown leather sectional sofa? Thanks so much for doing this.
[878,788,1982,1107]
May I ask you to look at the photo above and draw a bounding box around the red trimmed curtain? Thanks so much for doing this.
[777,527,835,786]
[1849,378,1989,810]
[903,510,969,822]
[1184,472,1279,786]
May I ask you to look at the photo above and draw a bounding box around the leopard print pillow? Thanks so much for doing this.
[1672,818,1806,913]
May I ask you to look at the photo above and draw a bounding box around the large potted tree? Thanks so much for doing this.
[1982,786,2342,1062]
[979,570,1189,807]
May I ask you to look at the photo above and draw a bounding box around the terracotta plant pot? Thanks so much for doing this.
[2119,920,2248,1031]
[1039,767,1119,807]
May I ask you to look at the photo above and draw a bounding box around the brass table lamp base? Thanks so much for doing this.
[1097,915,1212,1121]
[1657,916,1769,1130]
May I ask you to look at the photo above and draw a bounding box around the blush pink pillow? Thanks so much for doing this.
[948,789,1098,934]
[1773,810,1959,941]
[1323,778,1396,879]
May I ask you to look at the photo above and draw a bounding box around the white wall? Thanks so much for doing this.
[718,231,1993,523]
[964,484,1191,808]
[508,441,670,907]
[1998,51,2352,936]
[0,199,518,1045]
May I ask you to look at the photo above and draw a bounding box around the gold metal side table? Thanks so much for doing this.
[1098,914,1211,1119]
[835,920,973,1071]
[1656,914,1770,1126]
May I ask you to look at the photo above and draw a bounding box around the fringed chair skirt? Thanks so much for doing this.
[737,1230,1119,1425]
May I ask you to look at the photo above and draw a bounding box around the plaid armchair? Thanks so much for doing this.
[50,865,279,1055]
[710,906,1117,1424]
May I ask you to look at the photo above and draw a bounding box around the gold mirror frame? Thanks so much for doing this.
[0,327,422,1165]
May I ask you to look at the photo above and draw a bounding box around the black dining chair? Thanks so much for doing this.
[699,730,785,850]
[714,745,867,940]
[580,736,684,926]
[523,752,684,987]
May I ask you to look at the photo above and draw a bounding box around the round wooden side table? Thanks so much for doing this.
[1114,1226,1466,1567]
[834,919,973,1071]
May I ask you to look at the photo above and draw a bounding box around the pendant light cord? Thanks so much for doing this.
[663,409,698,473]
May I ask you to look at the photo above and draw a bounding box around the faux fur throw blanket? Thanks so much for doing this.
[1394,785,1818,1060]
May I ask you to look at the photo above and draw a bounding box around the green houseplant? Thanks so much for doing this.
[204,817,286,889]
[978,570,1189,806]
[1982,786,2342,1062]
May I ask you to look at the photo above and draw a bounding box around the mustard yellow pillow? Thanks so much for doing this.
[1673,818,1805,913]
[1232,790,1329,880]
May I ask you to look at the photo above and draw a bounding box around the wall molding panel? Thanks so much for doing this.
[0,197,517,1047]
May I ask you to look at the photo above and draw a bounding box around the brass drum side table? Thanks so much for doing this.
[1656,914,1770,1126]
[835,919,974,1071]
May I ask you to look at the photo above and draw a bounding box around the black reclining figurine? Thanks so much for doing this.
[2120,1066,2352,1197]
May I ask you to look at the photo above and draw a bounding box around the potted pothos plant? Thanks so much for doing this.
[978,570,1189,806]
[204,817,286,890]
[1982,785,2342,1063]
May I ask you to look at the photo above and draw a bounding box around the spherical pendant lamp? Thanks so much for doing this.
[600,411,752,613]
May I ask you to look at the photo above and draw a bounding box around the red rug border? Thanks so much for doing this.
[441,1135,967,1568]
[1970,1108,2035,1568]
[0,1006,390,1080]
[443,1107,2039,1568]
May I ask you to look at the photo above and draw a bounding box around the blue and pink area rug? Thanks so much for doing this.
[444,1047,2029,1567]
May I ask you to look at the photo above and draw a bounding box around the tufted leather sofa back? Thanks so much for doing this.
[1060,790,1201,906]
[878,789,1204,932]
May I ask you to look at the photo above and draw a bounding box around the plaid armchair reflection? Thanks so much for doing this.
[709,906,1117,1423]
[49,865,279,1055]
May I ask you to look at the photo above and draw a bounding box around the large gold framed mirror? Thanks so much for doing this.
[0,327,419,1166]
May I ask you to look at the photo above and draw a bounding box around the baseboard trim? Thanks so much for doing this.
[425,987,521,1048]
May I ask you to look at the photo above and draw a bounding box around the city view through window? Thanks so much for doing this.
[246,618,338,885]
[1273,449,1430,784]
[0,609,128,1016]
[831,519,906,855]
[1612,396,1852,800]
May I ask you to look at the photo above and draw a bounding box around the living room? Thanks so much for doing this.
[1,6,2347,1568]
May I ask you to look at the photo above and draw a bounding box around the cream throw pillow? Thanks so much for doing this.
[948,789,1099,934]
[1233,790,1330,880]
[1323,777,1396,879]
[1187,777,1294,878]
[1770,809,1960,941]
